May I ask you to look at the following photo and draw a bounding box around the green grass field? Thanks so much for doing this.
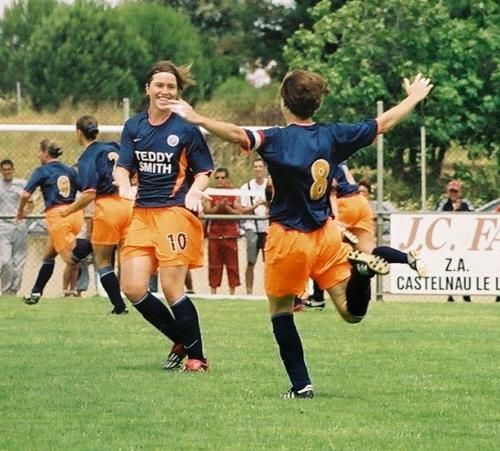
[1,297,499,450]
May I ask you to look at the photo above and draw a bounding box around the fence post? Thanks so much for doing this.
[376,100,384,301]
[420,126,427,210]
[122,97,130,122]
[16,81,22,114]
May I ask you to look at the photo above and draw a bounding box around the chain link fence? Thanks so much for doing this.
[1,103,498,302]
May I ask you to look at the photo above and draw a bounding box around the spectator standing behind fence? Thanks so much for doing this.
[239,158,269,294]
[0,159,33,296]
[203,168,241,295]
[437,179,474,303]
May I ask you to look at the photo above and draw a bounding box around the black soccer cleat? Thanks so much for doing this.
[348,250,390,276]
[163,343,187,371]
[111,307,129,315]
[23,293,41,305]
[283,384,314,399]
[303,297,326,310]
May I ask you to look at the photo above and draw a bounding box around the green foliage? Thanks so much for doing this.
[25,0,148,110]
[115,2,216,104]
[284,0,499,185]
[0,0,58,93]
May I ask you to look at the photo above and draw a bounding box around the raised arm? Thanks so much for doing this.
[168,100,248,145]
[376,73,433,134]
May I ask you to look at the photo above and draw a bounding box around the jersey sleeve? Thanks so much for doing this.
[242,128,271,154]
[117,120,137,171]
[330,119,378,164]
[23,168,44,195]
[77,155,99,192]
[186,126,214,175]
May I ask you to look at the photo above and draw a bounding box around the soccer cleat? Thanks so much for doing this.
[23,293,41,305]
[163,343,187,371]
[303,298,326,310]
[283,384,314,399]
[293,296,304,313]
[111,307,129,315]
[342,229,359,246]
[348,250,390,276]
[408,250,427,277]
[182,358,209,373]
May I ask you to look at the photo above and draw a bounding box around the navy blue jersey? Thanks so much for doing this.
[23,161,79,210]
[118,111,214,207]
[243,120,377,231]
[333,163,359,198]
[77,141,119,197]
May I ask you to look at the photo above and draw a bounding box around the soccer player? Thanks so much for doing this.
[305,163,426,310]
[168,71,433,397]
[59,115,133,314]
[18,140,92,305]
[113,60,214,372]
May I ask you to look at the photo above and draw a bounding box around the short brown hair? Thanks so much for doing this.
[280,70,330,119]
[146,60,195,92]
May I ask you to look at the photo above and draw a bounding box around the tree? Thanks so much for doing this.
[284,0,499,183]
[0,0,58,94]
[115,2,216,103]
[149,0,327,77]
[25,0,149,110]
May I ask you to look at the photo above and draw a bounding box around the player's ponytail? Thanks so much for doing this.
[40,139,63,158]
[76,115,99,140]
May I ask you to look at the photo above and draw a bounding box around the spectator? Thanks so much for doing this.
[203,168,241,295]
[437,179,474,302]
[239,158,269,294]
[0,159,33,296]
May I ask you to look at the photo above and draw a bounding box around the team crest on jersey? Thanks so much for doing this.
[167,134,179,147]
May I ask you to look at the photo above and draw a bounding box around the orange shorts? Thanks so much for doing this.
[92,194,133,245]
[121,206,204,270]
[45,206,84,253]
[337,194,374,234]
[264,218,351,297]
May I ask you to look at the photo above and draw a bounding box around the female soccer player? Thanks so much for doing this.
[305,163,426,309]
[114,61,214,372]
[59,115,133,314]
[168,71,432,397]
[17,140,92,304]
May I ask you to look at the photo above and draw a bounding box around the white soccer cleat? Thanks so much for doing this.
[408,250,427,277]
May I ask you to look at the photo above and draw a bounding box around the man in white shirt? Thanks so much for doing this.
[239,158,269,294]
[0,159,33,295]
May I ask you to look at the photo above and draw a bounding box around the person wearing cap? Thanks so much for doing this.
[436,179,474,302]
[17,139,93,305]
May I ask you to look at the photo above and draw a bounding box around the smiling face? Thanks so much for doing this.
[146,72,179,113]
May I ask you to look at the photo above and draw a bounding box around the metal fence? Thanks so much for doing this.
[1,103,498,303]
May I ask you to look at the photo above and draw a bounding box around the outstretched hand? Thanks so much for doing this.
[185,188,212,213]
[404,73,433,102]
[168,99,201,124]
